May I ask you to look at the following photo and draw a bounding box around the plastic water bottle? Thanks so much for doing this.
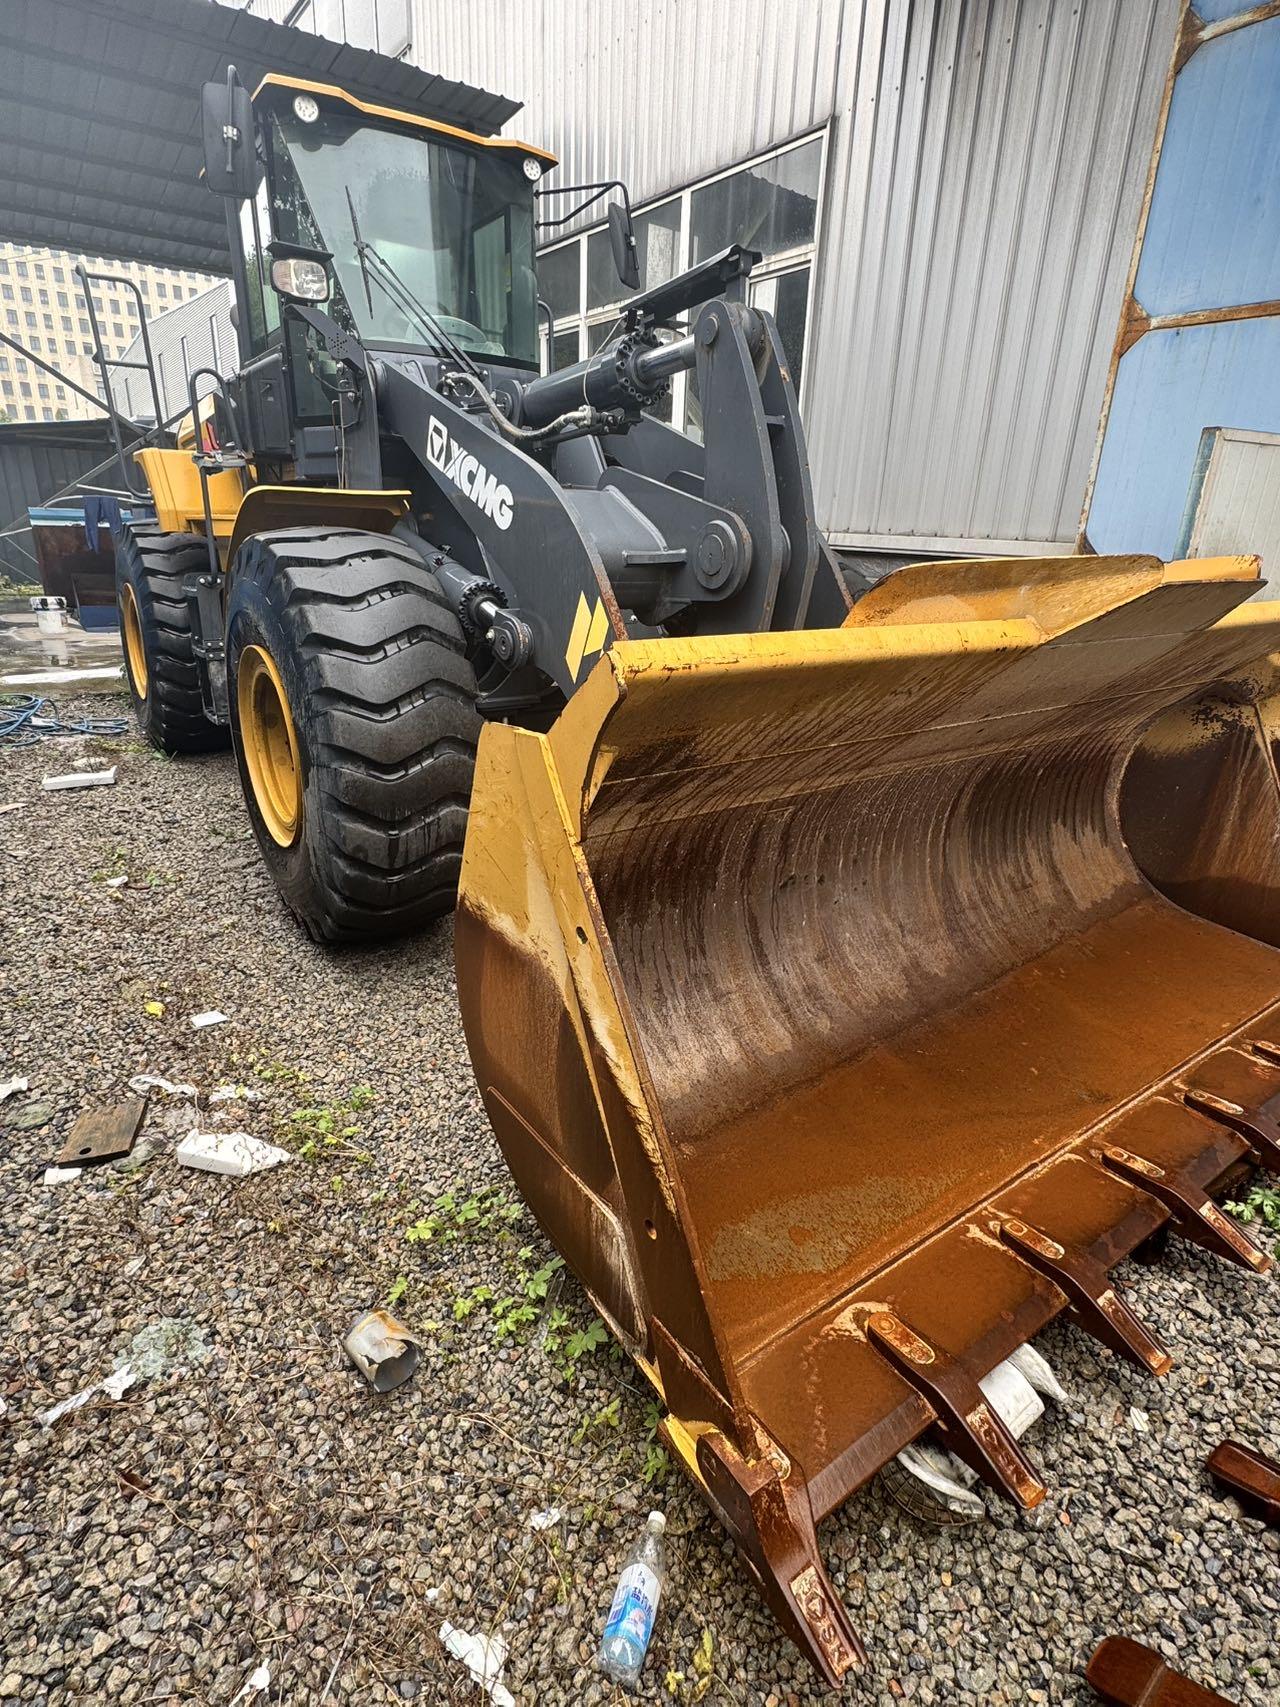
[598,1509,667,1687]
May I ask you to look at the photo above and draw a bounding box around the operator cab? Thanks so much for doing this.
[219,76,552,476]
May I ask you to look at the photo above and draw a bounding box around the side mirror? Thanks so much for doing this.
[201,68,257,199]
[608,202,640,292]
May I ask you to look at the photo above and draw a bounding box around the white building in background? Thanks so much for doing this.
[0,242,217,425]
[115,280,237,426]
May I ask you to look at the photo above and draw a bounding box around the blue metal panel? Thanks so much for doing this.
[1089,319,1280,556]
[1135,17,1280,314]
[1084,6,1280,553]
[1195,0,1262,20]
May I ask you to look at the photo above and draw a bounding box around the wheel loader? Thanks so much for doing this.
[112,67,1280,1690]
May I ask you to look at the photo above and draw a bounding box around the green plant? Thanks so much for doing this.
[283,1088,374,1163]
[1224,1184,1280,1230]
[404,1185,522,1245]
[573,1395,621,1444]
[642,1398,672,1487]
[387,1274,409,1308]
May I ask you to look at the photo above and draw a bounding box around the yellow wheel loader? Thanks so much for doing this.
[109,66,1280,1688]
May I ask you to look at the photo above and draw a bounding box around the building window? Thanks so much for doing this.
[537,130,826,435]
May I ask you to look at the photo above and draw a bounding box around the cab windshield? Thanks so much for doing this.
[271,105,538,366]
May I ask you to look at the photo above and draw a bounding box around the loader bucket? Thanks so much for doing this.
[1121,611,1280,948]
[455,553,1280,1687]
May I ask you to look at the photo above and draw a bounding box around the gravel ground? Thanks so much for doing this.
[2,692,1278,1707]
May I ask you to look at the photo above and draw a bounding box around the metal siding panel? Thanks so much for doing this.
[811,0,1178,547]
[1183,429,1280,591]
[410,0,1176,549]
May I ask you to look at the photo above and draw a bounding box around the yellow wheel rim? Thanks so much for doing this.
[120,581,148,699]
[237,644,303,847]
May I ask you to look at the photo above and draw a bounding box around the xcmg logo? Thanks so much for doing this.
[425,417,514,530]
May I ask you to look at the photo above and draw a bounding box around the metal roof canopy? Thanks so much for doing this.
[0,0,524,276]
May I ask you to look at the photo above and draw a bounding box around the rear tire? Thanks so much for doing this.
[226,527,482,944]
[115,524,229,753]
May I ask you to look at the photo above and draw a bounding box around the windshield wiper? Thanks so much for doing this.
[346,227,486,380]
[344,188,376,317]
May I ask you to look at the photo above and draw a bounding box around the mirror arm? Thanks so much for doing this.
[534,179,633,232]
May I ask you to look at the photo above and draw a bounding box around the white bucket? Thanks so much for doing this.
[30,595,68,636]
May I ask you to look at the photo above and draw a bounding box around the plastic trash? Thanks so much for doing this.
[189,1011,228,1030]
[231,1660,272,1702]
[176,1130,290,1178]
[529,1506,561,1531]
[128,1074,198,1099]
[38,1360,138,1427]
[599,1510,667,1687]
[439,1623,515,1707]
[104,874,128,890]
[0,1077,29,1101]
[41,767,117,791]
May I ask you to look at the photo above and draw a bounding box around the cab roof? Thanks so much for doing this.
[2,0,534,275]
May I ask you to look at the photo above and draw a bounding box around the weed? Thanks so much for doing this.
[404,1185,522,1245]
[665,1630,716,1703]
[573,1395,621,1444]
[1224,1184,1280,1230]
[387,1275,409,1309]
[282,1087,375,1163]
[91,845,129,881]
[641,1398,672,1487]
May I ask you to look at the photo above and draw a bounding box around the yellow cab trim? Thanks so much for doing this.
[253,73,557,166]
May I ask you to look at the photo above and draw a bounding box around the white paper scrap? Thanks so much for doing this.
[231,1661,272,1702]
[439,1623,515,1707]
[189,1011,228,1030]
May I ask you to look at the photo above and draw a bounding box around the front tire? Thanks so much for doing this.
[226,527,482,944]
[115,524,229,753]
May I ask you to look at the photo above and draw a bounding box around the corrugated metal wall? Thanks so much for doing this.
[409,0,1180,552]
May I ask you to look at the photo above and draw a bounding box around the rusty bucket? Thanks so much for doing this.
[1122,605,1280,948]
[455,553,1280,1687]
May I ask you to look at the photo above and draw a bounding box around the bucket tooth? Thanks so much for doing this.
[997,1217,1173,1376]
[1180,1089,1280,1171]
[1249,1038,1280,1068]
[695,1429,867,1688]
[866,1313,1047,1510]
[1095,1146,1272,1273]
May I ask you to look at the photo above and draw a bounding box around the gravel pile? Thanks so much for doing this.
[2,697,1278,1705]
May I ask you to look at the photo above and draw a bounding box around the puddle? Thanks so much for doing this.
[0,597,124,684]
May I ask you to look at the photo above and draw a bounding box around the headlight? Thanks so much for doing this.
[270,257,329,302]
[522,156,543,182]
[293,94,320,124]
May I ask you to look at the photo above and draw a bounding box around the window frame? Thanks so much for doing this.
[536,124,828,432]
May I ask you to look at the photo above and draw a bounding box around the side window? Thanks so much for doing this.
[238,180,280,352]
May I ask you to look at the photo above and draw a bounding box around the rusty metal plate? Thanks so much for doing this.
[57,1096,146,1167]
[1207,1439,1280,1527]
[1086,1636,1236,1707]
